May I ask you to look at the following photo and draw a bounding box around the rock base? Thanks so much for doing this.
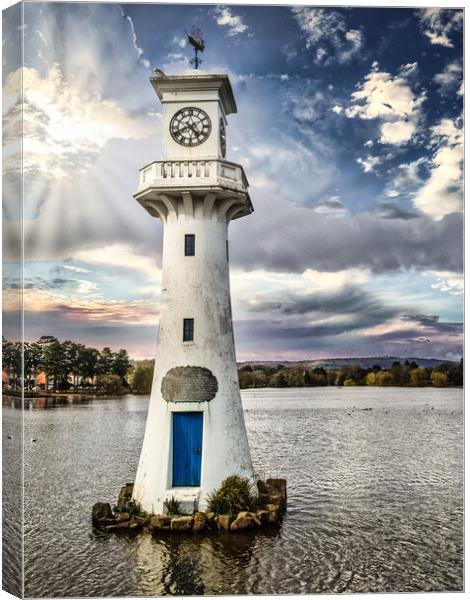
[92,478,287,534]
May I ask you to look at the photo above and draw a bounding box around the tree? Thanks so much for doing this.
[39,336,68,392]
[344,378,355,386]
[132,360,155,394]
[269,370,288,388]
[376,371,394,386]
[24,341,43,390]
[410,368,427,387]
[365,372,377,386]
[112,349,131,386]
[238,369,254,389]
[251,369,269,387]
[97,347,115,375]
[96,374,124,396]
[2,337,21,389]
[431,371,448,387]
[77,346,100,390]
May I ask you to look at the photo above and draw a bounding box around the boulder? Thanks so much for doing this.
[217,514,234,531]
[193,512,207,532]
[92,502,114,525]
[149,515,171,531]
[264,503,281,523]
[257,493,271,507]
[117,482,134,511]
[256,510,269,524]
[230,511,261,531]
[171,516,193,531]
[105,520,131,531]
[266,478,287,509]
[257,479,268,494]
[105,518,142,532]
[267,492,284,509]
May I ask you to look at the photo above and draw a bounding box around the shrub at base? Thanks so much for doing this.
[207,475,258,515]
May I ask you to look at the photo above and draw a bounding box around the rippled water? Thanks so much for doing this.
[3,387,463,596]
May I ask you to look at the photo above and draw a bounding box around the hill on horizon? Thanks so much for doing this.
[238,356,459,370]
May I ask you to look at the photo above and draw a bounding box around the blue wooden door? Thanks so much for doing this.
[172,412,203,487]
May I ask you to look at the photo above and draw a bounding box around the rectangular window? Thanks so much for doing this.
[185,234,195,256]
[183,318,194,342]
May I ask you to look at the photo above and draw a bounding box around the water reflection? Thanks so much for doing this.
[132,527,281,596]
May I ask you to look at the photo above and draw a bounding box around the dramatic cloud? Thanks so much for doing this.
[414,118,463,220]
[345,63,426,145]
[230,192,463,275]
[2,4,461,360]
[433,61,463,95]
[4,65,149,181]
[418,8,463,48]
[214,6,248,36]
[292,7,364,65]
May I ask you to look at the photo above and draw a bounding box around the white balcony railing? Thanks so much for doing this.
[138,158,248,192]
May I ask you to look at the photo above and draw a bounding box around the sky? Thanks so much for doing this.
[2,2,463,361]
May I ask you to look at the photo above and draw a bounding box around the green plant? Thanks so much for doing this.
[206,475,258,515]
[125,500,141,516]
[163,496,182,515]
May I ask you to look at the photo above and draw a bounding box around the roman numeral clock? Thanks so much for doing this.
[170,107,212,147]
[132,69,254,515]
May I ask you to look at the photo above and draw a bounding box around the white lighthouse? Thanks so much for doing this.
[132,69,254,514]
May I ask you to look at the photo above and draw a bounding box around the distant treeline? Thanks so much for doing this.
[2,336,462,396]
[2,336,141,395]
[238,360,463,389]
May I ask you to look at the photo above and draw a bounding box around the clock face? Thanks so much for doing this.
[170,107,211,147]
[219,118,226,157]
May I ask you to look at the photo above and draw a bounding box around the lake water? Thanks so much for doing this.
[3,387,463,596]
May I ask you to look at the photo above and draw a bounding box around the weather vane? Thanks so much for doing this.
[186,26,205,69]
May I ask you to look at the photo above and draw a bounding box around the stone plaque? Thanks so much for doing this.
[161,366,218,402]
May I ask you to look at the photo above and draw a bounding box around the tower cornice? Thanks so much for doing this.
[151,69,237,115]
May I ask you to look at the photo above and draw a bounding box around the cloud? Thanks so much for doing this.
[433,61,463,95]
[287,84,326,123]
[418,8,463,48]
[3,4,157,221]
[345,63,426,145]
[120,9,151,69]
[292,7,364,65]
[214,6,248,36]
[313,197,348,218]
[4,65,149,182]
[240,134,336,207]
[233,275,461,360]
[72,244,161,282]
[357,155,380,174]
[424,270,463,296]
[413,118,463,220]
[374,202,420,220]
[173,36,187,48]
[230,190,463,275]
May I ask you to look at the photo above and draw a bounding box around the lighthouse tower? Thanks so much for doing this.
[132,69,254,514]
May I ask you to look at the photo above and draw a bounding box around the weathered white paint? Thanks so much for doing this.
[132,70,254,514]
